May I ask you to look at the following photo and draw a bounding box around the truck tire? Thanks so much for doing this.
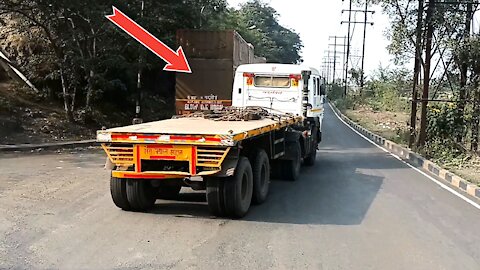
[223,157,253,218]
[126,179,156,211]
[270,161,282,180]
[283,141,301,181]
[303,142,317,166]
[158,185,182,200]
[110,177,131,210]
[206,177,226,216]
[252,150,270,205]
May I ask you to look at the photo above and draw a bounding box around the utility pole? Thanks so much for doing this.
[360,1,375,89]
[134,0,145,125]
[332,36,337,84]
[341,1,374,96]
[342,0,352,97]
[329,36,347,85]
[326,50,331,84]
[409,0,424,148]
[322,54,339,86]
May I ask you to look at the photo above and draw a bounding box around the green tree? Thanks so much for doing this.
[0,0,304,123]
[215,0,303,64]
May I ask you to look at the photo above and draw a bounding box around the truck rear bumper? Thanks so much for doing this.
[103,143,231,179]
[111,170,221,180]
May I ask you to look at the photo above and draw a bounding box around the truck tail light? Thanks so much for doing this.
[290,74,301,87]
[244,73,254,86]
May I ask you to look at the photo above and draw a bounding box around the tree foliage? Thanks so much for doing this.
[363,0,480,152]
[0,0,303,124]
[213,0,303,64]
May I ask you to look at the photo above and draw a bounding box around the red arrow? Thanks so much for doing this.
[106,6,191,73]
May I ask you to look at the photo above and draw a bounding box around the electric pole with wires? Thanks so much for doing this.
[341,1,374,93]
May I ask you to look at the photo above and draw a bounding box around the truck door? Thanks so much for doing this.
[232,72,247,107]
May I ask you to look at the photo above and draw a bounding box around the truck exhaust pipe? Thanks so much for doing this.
[301,70,312,117]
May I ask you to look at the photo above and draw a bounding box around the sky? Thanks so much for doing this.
[227,0,393,78]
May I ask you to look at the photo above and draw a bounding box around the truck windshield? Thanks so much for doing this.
[254,76,291,88]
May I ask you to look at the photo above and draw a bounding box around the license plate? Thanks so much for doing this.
[140,145,191,161]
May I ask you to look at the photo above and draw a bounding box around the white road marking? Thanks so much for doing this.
[328,102,480,210]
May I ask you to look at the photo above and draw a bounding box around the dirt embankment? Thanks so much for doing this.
[0,82,95,145]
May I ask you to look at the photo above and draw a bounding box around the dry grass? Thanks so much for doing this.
[344,105,410,146]
[341,105,480,187]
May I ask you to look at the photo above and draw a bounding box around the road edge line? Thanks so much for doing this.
[0,140,97,152]
[328,102,480,210]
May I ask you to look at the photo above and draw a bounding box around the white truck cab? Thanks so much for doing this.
[232,63,326,137]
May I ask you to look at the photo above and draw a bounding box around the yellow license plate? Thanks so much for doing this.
[139,145,192,161]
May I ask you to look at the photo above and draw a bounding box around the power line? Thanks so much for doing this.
[341,0,353,97]
[341,2,375,90]
[329,36,347,85]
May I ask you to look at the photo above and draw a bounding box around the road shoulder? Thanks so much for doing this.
[0,139,97,152]
[329,102,480,202]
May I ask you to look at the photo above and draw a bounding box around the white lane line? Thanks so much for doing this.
[328,103,480,210]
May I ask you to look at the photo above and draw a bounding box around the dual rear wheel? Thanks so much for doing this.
[111,149,272,217]
[206,150,270,218]
[206,156,253,218]
[110,177,181,212]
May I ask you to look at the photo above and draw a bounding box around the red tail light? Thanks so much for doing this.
[290,74,301,87]
[289,74,302,80]
[244,73,254,85]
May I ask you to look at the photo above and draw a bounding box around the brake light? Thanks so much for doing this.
[290,74,301,87]
[244,73,254,86]
[289,74,302,80]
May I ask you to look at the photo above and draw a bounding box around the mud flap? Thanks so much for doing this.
[215,158,239,177]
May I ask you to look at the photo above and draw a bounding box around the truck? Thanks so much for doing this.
[97,63,326,218]
[175,30,265,115]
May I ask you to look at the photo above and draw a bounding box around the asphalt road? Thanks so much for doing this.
[1,105,479,270]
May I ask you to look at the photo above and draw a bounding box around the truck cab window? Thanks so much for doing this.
[254,76,291,88]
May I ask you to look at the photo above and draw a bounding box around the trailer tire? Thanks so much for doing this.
[126,179,156,211]
[206,177,226,216]
[223,157,253,218]
[158,185,182,200]
[252,150,270,205]
[304,146,317,166]
[110,177,131,210]
[283,141,301,181]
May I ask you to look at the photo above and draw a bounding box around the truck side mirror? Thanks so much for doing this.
[320,85,326,96]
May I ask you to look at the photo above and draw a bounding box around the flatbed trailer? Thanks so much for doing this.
[98,63,325,218]
[98,108,319,217]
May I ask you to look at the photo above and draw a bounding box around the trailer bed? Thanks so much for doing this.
[99,115,302,147]
[107,117,294,136]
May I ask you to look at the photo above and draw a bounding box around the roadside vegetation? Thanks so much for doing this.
[331,67,480,186]
[329,0,480,186]
[0,0,303,143]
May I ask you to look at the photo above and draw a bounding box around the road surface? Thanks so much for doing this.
[1,105,479,270]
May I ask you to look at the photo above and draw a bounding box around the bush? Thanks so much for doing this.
[334,96,355,111]
[364,80,408,112]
